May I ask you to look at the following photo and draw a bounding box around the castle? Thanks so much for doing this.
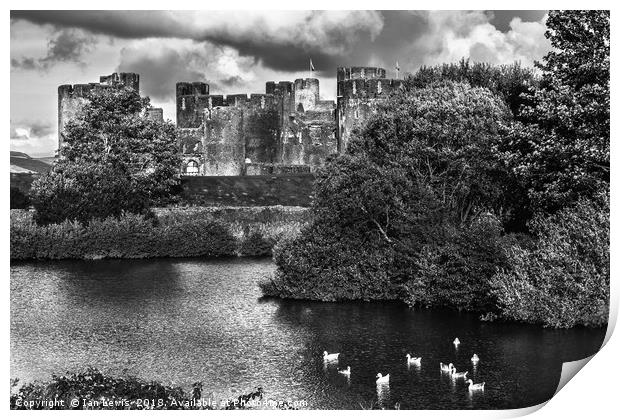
[58,67,403,176]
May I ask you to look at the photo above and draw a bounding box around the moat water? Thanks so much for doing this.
[11,258,606,409]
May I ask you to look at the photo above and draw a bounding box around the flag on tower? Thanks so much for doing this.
[310,59,315,72]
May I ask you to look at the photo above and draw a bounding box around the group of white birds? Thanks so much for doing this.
[322,337,486,393]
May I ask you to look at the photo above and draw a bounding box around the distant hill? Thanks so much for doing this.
[10,151,53,174]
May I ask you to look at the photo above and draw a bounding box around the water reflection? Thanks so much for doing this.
[11,258,607,410]
[376,383,390,408]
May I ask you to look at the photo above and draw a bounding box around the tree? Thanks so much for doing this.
[31,88,180,225]
[509,10,610,213]
[263,82,521,310]
[410,59,538,118]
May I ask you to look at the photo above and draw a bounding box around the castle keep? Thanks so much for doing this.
[57,66,403,175]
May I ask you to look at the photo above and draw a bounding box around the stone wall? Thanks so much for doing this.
[180,174,315,206]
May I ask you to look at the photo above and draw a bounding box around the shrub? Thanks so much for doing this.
[10,368,264,410]
[10,206,307,260]
[491,195,609,328]
[405,215,515,312]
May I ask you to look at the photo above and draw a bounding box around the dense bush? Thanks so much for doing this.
[30,162,151,226]
[491,196,609,328]
[405,215,516,312]
[10,368,265,410]
[11,207,309,260]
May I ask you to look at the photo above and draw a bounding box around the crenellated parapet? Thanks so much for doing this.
[100,72,140,91]
[337,66,386,82]
[337,78,404,99]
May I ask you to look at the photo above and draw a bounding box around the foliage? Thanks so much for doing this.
[410,59,538,118]
[30,162,151,226]
[405,215,515,312]
[263,82,521,306]
[491,195,609,328]
[10,368,264,410]
[507,10,610,213]
[31,87,180,225]
[11,206,310,260]
[10,187,30,209]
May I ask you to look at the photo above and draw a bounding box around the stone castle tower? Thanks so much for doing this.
[57,72,163,155]
[336,66,404,152]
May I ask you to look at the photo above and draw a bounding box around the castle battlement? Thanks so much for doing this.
[337,66,386,82]
[337,78,404,99]
[266,81,294,95]
[176,82,209,97]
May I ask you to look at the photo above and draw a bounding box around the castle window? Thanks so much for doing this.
[297,103,304,113]
[355,109,359,119]
[352,82,357,95]
[185,160,199,175]
[261,97,266,109]
[378,81,382,94]
[181,98,186,111]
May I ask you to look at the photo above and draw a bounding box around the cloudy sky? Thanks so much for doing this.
[10,10,549,157]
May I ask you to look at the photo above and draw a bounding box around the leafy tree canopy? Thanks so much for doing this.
[31,88,180,225]
[510,10,610,213]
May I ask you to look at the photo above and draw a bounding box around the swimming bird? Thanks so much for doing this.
[466,379,485,391]
[453,338,460,346]
[440,362,454,372]
[338,366,351,376]
[471,354,480,363]
[376,373,390,385]
[323,351,339,362]
[406,354,422,365]
[451,367,468,379]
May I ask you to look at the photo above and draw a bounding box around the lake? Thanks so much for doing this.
[10,258,606,409]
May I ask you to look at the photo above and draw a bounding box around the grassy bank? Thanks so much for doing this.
[10,206,312,260]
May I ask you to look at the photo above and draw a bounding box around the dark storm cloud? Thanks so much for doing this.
[116,45,208,101]
[11,10,385,72]
[11,28,96,70]
[489,10,547,32]
[219,76,244,87]
[11,10,548,76]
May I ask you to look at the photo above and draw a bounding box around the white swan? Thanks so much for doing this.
[451,367,468,379]
[406,354,422,365]
[440,362,454,372]
[453,338,460,346]
[323,351,339,362]
[467,379,485,391]
[338,366,351,376]
[471,354,480,363]
[376,373,390,385]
